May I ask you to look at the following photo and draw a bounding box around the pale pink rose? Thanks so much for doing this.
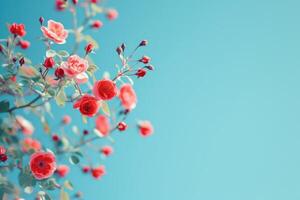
[61,55,89,82]
[119,84,137,110]
[16,115,34,135]
[41,20,68,44]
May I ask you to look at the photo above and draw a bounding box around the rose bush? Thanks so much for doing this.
[0,0,155,199]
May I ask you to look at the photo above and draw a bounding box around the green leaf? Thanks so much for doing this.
[55,87,67,106]
[0,100,9,113]
[18,166,36,188]
[57,50,69,58]
[69,155,80,165]
[101,101,110,116]
[63,180,73,190]
[91,4,104,13]
[46,49,56,57]
[60,189,70,200]
[87,64,98,76]
[40,178,57,191]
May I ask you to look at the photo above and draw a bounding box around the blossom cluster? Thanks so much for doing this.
[0,0,154,199]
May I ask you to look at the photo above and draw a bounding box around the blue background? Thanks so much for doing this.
[2,0,300,199]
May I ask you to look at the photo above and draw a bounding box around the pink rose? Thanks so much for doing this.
[119,84,137,110]
[22,138,41,152]
[41,20,68,44]
[95,115,110,136]
[61,55,89,83]
[16,115,34,135]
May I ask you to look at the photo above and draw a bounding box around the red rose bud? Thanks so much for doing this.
[91,20,103,29]
[145,65,154,70]
[90,0,98,3]
[116,46,122,55]
[101,146,113,156]
[55,67,64,78]
[85,43,93,54]
[72,0,78,4]
[9,23,26,37]
[139,40,148,46]
[18,40,30,49]
[0,154,8,162]
[106,9,118,21]
[139,56,150,64]
[43,57,55,68]
[52,134,60,142]
[121,43,126,51]
[136,68,147,78]
[56,0,66,11]
[82,166,90,173]
[118,121,127,131]
[0,44,3,53]
[83,130,89,135]
[39,17,44,25]
[19,57,25,66]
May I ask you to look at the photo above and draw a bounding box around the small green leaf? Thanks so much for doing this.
[63,180,73,190]
[91,4,104,13]
[46,49,56,57]
[101,101,110,116]
[69,155,80,165]
[57,50,69,58]
[60,189,70,200]
[18,166,36,188]
[0,100,9,113]
[55,87,67,106]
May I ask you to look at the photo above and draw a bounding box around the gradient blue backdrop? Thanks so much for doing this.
[2,0,300,199]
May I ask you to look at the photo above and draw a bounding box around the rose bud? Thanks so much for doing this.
[91,20,103,29]
[106,9,118,21]
[82,166,90,173]
[83,130,89,135]
[121,43,126,51]
[43,57,55,68]
[138,121,154,137]
[72,0,78,4]
[145,65,154,70]
[56,0,66,11]
[85,43,93,54]
[19,57,25,66]
[52,134,60,142]
[118,121,127,131]
[39,17,44,25]
[56,165,69,177]
[91,166,105,179]
[0,44,3,53]
[139,56,151,64]
[18,40,30,49]
[101,146,113,156]
[55,67,65,78]
[139,40,148,46]
[135,68,147,78]
[116,46,122,55]
[12,57,17,63]
[0,154,8,162]
[90,0,98,3]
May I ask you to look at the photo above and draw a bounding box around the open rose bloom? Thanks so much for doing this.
[30,152,56,180]
[61,55,89,83]
[41,20,68,44]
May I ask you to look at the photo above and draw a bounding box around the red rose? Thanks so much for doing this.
[91,165,105,179]
[56,165,69,177]
[18,40,30,49]
[55,0,66,11]
[9,23,26,37]
[95,115,110,136]
[138,121,154,137]
[93,79,118,100]
[73,94,100,117]
[29,152,56,180]
[119,84,137,110]
[101,146,113,156]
